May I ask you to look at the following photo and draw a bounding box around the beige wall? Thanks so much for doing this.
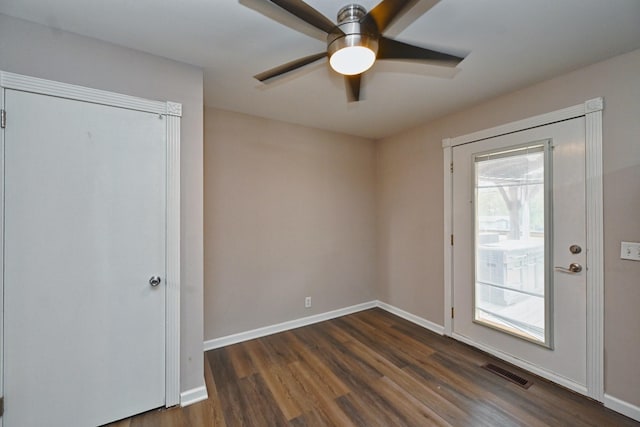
[204,108,376,339]
[0,14,205,393]
[376,48,640,405]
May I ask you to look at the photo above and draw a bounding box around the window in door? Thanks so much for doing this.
[473,141,552,346]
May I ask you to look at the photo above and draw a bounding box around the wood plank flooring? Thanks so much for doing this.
[108,308,638,426]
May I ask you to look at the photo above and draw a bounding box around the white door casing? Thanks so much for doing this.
[443,98,604,401]
[0,71,181,425]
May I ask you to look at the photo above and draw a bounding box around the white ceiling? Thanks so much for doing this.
[1,0,639,138]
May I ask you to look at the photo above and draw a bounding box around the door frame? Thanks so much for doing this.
[442,98,604,401]
[0,71,182,408]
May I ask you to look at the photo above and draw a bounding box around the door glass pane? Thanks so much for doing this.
[474,143,550,345]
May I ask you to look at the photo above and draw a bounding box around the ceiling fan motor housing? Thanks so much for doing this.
[327,4,379,61]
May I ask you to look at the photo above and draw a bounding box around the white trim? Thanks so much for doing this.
[604,394,640,422]
[180,385,209,407]
[0,86,5,427]
[585,97,604,114]
[443,97,604,401]
[448,102,589,147]
[442,139,453,336]
[203,301,378,351]
[584,100,604,402]
[166,101,182,116]
[0,71,182,408]
[452,332,588,396]
[376,301,445,335]
[0,71,182,117]
[204,301,445,351]
[165,111,181,407]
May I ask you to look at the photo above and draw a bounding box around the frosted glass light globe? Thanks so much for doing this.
[329,46,376,75]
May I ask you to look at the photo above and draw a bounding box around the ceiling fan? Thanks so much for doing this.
[251,0,466,102]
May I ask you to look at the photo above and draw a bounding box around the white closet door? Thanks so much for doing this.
[4,89,166,426]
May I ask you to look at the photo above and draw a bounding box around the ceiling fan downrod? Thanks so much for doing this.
[337,4,366,23]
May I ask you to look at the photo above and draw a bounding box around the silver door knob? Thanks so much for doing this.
[149,276,162,287]
[554,263,582,274]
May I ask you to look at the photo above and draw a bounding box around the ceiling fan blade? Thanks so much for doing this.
[361,0,422,33]
[345,74,362,102]
[377,37,464,67]
[239,0,327,41]
[269,0,341,34]
[254,52,327,82]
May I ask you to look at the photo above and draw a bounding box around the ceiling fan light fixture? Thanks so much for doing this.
[330,45,376,75]
[327,4,378,76]
[328,32,379,76]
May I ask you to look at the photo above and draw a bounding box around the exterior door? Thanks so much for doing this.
[3,88,166,426]
[452,117,588,391]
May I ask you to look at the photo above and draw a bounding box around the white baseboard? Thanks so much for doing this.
[452,332,588,396]
[203,300,444,352]
[604,394,640,422]
[376,301,445,335]
[203,301,377,351]
[180,384,208,407]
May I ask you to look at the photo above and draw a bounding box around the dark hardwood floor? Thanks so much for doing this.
[109,308,638,426]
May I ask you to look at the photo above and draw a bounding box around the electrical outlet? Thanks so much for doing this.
[620,241,640,261]
[304,296,312,308]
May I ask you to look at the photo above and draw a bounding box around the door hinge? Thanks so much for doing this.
[1,109,6,129]
[450,161,453,173]
[0,395,4,416]
[451,234,454,246]
[451,307,455,318]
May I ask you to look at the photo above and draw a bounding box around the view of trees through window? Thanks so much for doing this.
[474,144,548,344]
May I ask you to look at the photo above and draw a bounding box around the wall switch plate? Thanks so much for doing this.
[620,241,640,261]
